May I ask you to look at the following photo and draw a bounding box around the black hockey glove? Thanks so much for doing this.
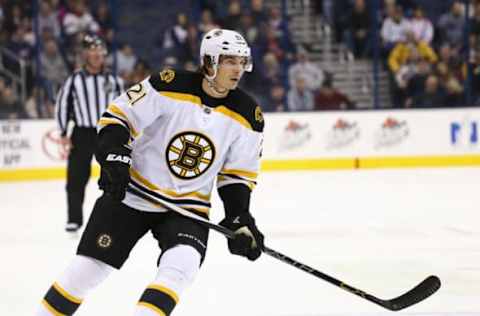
[98,145,132,201]
[220,212,264,261]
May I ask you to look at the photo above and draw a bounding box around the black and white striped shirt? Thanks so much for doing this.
[55,69,124,136]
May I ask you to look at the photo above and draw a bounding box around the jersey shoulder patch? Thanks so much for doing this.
[149,69,201,93]
[226,89,264,133]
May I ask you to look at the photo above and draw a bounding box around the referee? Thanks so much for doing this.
[55,34,124,233]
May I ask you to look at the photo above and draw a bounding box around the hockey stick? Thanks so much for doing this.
[144,193,441,311]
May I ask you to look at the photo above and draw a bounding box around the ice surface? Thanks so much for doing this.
[1,168,479,315]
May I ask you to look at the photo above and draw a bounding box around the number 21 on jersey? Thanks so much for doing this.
[126,83,146,106]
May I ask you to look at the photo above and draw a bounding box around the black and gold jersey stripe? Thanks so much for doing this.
[149,69,264,133]
[127,179,211,216]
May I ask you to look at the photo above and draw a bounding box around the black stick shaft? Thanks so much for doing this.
[152,198,440,311]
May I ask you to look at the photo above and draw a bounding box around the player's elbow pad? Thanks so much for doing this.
[96,125,130,160]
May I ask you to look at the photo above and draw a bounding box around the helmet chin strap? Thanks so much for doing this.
[206,77,228,96]
[205,66,228,96]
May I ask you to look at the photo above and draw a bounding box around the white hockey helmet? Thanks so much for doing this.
[200,28,253,80]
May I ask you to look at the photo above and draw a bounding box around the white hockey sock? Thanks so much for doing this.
[35,255,114,315]
[134,245,201,316]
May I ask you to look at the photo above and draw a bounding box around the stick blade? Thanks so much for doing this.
[380,275,441,311]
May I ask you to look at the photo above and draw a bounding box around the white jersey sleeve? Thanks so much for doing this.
[98,76,171,139]
[217,129,263,190]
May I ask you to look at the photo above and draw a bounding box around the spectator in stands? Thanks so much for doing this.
[130,59,151,83]
[288,50,324,91]
[467,48,480,104]
[265,83,286,112]
[257,24,294,65]
[250,0,268,27]
[344,0,371,59]
[184,60,197,72]
[222,0,242,30]
[470,2,480,38]
[437,1,465,49]
[21,16,35,47]
[0,83,23,119]
[409,75,445,107]
[331,0,352,44]
[115,43,137,81]
[388,31,437,75]
[42,99,56,118]
[435,44,464,105]
[388,31,437,107]
[287,75,314,112]
[395,53,419,93]
[184,24,201,65]
[24,86,41,119]
[198,9,219,34]
[160,12,189,63]
[94,1,113,38]
[381,5,410,56]
[443,76,464,107]
[4,25,33,61]
[314,78,355,110]
[261,52,285,92]
[436,43,459,73]
[3,3,24,35]
[38,0,60,38]
[0,76,6,101]
[405,58,432,102]
[267,7,286,38]
[238,12,259,45]
[63,0,99,45]
[310,0,333,36]
[409,6,433,45]
[40,38,69,101]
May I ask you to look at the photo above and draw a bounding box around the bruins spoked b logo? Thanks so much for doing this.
[97,234,112,249]
[166,131,215,179]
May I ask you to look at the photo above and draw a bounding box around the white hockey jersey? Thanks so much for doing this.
[98,69,264,216]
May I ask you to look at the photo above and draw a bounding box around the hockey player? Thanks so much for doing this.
[35,28,265,316]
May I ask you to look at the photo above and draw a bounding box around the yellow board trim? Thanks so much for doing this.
[147,283,180,304]
[261,158,355,171]
[137,302,166,316]
[359,155,480,169]
[0,166,100,182]
[53,282,83,304]
[2,155,480,181]
[130,168,211,201]
[41,299,66,316]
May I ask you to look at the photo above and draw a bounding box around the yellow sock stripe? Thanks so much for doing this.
[41,299,66,316]
[53,282,83,304]
[137,302,167,316]
[147,284,179,304]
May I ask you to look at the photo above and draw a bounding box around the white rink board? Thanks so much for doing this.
[1,168,479,315]
[262,108,480,159]
[0,120,64,169]
[2,107,480,170]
